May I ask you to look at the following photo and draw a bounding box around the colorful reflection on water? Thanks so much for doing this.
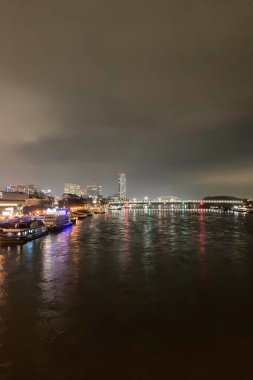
[0,211,253,379]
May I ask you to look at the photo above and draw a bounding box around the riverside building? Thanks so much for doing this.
[0,191,28,217]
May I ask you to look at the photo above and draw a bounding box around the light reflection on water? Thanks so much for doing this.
[0,210,253,379]
[0,255,7,304]
[38,226,81,336]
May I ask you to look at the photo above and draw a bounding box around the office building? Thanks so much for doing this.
[86,185,102,201]
[64,183,81,196]
[118,173,127,200]
[79,186,87,197]
[6,184,37,195]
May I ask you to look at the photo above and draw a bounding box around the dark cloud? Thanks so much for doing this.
[0,0,253,197]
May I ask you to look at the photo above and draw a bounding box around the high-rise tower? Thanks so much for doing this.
[118,173,127,200]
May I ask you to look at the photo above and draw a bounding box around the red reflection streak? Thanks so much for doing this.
[125,208,130,254]
[199,209,206,255]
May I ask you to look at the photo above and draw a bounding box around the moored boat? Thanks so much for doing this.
[235,206,248,213]
[44,208,73,231]
[71,211,88,220]
[0,219,47,245]
[90,207,105,214]
[108,205,122,211]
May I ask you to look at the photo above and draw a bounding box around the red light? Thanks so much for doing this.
[200,201,204,206]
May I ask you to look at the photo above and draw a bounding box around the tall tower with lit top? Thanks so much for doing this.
[118,173,127,200]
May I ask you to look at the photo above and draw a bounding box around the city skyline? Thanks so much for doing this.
[1,3,253,379]
[0,177,252,201]
[0,1,253,198]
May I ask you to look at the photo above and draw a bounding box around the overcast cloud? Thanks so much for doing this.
[0,0,253,198]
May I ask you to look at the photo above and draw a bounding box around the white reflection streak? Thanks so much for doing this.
[39,227,80,323]
[0,255,7,305]
[197,210,208,282]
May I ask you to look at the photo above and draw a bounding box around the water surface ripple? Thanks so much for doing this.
[1,210,253,379]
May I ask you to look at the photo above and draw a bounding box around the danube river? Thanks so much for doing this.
[1,210,253,379]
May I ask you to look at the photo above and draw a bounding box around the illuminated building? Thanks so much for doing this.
[28,184,38,194]
[80,186,87,197]
[0,191,28,216]
[86,185,102,202]
[6,184,37,195]
[118,173,127,200]
[64,183,81,196]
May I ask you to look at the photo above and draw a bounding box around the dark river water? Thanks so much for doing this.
[1,209,253,380]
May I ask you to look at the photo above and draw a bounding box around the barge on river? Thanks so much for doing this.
[0,219,47,244]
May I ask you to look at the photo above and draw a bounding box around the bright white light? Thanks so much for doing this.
[133,198,136,202]
[144,196,148,201]
[46,208,57,214]
[2,211,11,216]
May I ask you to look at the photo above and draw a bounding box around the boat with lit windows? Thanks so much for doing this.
[0,219,47,245]
[71,209,94,219]
[44,208,73,231]
[91,207,105,214]
[108,205,122,211]
[235,206,248,213]
[71,211,88,220]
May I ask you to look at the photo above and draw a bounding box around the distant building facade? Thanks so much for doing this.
[64,183,81,196]
[64,183,102,201]
[6,184,37,195]
[80,186,87,197]
[107,195,119,202]
[59,193,91,209]
[118,173,127,200]
[86,185,102,201]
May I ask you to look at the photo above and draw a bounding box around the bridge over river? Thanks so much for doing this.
[109,196,243,207]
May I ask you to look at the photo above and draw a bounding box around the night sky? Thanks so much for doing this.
[0,0,252,198]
